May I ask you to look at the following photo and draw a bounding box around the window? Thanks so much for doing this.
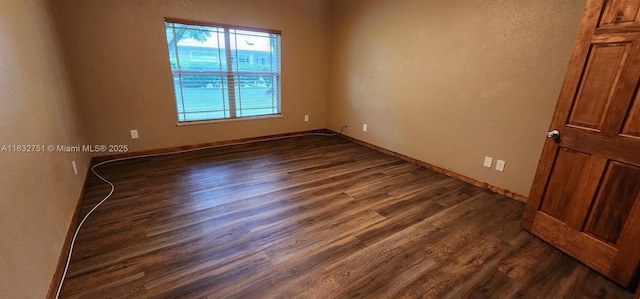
[165,18,281,123]
[238,54,250,64]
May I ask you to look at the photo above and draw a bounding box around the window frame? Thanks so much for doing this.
[164,18,282,125]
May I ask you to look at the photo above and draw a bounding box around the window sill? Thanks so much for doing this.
[176,114,283,127]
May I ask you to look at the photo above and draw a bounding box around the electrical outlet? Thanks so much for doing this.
[363,124,368,132]
[130,129,139,139]
[483,156,493,168]
[72,160,78,176]
[496,159,506,172]
[304,115,309,122]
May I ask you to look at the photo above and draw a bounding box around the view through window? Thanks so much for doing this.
[165,19,281,122]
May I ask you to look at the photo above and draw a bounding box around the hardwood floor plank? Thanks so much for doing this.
[325,219,442,298]
[464,269,523,299]
[404,234,511,298]
[59,135,634,298]
[211,235,367,299]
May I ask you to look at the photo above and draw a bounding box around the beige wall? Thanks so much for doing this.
[53,0,331,152]
[327,0,586,196]
[0,0,90,297]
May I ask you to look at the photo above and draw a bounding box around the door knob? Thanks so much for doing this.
[547,130,560,139]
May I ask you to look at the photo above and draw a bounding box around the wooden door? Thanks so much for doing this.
[521,0,640,288]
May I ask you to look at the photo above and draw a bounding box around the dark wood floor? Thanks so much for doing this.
[60,135,634,298]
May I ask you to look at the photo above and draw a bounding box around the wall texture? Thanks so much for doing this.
[327,0,586,196]
[0,0,90,297]
[53,0,331,152]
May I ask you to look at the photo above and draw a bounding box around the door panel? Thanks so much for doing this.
[599,0,640,28]
[539,149,589,221]
[568,43,629,130]
[522,0,640,289]
[584,162,640,244]
[538,150,610,232]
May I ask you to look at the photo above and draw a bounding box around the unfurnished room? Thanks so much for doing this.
[1,0,640,298]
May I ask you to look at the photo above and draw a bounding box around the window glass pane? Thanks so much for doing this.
[174,73,229,122]
[166,23,226,72]
[228,30,278,73]
[235,75,280,117]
